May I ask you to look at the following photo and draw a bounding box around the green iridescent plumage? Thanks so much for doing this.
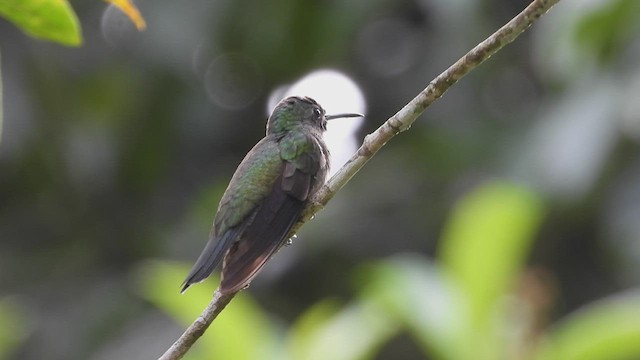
[215,138,283,232]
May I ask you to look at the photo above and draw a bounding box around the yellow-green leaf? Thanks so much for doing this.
[441,182,544,326]
[0,0,82,46]
[134,260,281,360]
[440,181,545,359]
[533,290,640,360]
[289,301,398,360]
[357,256,462,359]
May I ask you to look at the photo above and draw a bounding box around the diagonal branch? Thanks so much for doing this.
[158,289,235,360]
[158,0,561,359]
[302,0,560,217]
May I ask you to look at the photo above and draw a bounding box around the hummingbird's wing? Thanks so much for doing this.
[219,131,327,293]
[181,138,284,293]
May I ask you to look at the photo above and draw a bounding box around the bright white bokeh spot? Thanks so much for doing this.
[267,69,367,177]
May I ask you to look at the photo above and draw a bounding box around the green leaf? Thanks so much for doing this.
[533,290,640,360]
[358,255,462,359]
[440,182,544,358]
[287,298,344,358]
[288,299,398,360]
[0,0,82,46]
[134,260,282,360]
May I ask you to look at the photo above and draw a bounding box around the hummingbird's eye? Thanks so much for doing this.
[313,108,322,119]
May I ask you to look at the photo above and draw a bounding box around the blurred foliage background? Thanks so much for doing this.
[1,0,640,359]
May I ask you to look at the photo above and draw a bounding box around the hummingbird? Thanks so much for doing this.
[182,96,363,294]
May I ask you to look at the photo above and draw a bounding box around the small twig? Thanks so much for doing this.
[299,0,560,221]
[158,0,560,359]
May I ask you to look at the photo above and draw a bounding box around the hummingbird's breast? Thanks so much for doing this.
[308,130,330,194]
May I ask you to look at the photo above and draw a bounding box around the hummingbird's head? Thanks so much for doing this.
[266,96,327,135]
[266,96,363,136]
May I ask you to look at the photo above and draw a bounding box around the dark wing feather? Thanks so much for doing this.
[219,176,305,293]
[281,161,312,201]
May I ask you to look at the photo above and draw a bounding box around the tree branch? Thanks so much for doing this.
[158,289,235,360]
[158,0,560,359]
[302,0,560,218]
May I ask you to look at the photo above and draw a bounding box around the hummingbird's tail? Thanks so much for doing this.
[181,228,238,293]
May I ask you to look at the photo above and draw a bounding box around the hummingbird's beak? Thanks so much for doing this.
[325,113,364,120]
